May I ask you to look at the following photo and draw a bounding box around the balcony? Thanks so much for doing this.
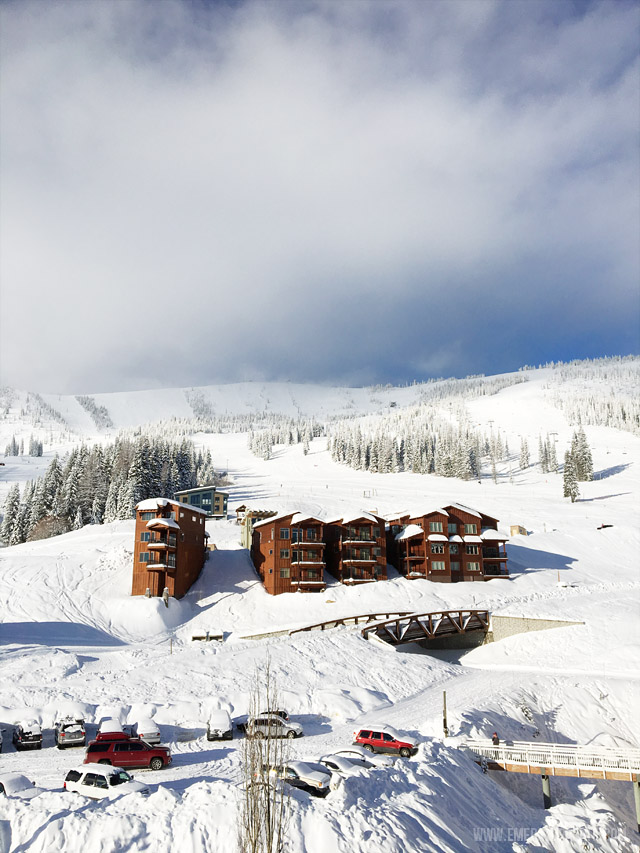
[148,534,177,550]
[343,537,376,544]
[343,557,376,564]
[483,547,507,559]
[291,558,325,566]
[291,569,326,587]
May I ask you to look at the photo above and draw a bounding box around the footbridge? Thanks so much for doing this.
[361,610,490,646]
[462,739,640,828]
[289,612,413,636]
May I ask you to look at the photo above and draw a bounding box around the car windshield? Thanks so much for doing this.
[110,771,133,786]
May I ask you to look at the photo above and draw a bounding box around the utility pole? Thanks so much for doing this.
[443,690,449,738]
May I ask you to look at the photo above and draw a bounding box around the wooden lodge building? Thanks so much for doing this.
[251,512,327,595]
[386,503,508,583]
[325,513,388,585]
[132,498,209,599]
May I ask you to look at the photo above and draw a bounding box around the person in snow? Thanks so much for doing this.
[492,732,500,746]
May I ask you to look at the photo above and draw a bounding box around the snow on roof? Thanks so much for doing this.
[396,524,423,541]
[341,512,380,524]
[136,498,207,515]
[463,535,483,544]
[481,528,508,541]
[446,503,481,518]
[146,518,180,530]
[449,535,464,543]
[427,534,448,542]
[291,513,324,525]
[253,512,296,529]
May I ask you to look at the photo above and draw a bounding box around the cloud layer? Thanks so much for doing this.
[1,0,638,392]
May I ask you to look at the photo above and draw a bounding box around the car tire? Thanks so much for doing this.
[37,743,42,750]
[363,744,374,753]
[149,757,164,771]
[287,731,296,739]
[98,759,111,765]
[399,748,411,758]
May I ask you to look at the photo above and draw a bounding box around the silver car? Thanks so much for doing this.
[247,715,303,739]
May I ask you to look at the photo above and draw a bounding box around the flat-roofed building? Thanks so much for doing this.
[174,485,228,519]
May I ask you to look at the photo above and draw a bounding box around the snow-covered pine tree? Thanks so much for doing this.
[563,451,580,502]
[519,438,530,469]
[1,484,20,544]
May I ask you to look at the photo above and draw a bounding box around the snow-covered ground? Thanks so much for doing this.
[0,368,639,852]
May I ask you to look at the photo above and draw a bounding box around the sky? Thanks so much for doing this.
[0,0,638,394]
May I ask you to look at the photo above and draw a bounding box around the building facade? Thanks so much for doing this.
[132,498,208,598]
[174,486,229,519]
[386,503,508,583]
[325,513,388,585]
[251,513,326,595]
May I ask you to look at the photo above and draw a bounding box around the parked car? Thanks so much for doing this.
[55,717,86,749]
[318,753,375,777]
[333,746,395,767]
[129,719,161,745]
[353,726,417,758]
[207,711,233,741]
[64,764,150,799]
[85,736,171,770]
[0,772,44,800]
[246,715,303,740]
[12,721,42,751]
[258,709,289,721]
[264,761,331,797]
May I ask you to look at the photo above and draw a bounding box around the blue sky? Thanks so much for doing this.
[1,0,638,393]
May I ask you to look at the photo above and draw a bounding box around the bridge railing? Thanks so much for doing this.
[289,612,413,636]
[462,739,640,776]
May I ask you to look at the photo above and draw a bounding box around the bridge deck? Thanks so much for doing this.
[362,610,490,645]
[463,739,640,782]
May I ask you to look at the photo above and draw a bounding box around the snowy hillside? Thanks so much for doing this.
[0,361,639,852]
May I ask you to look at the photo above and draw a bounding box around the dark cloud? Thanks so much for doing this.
[1,0,638,393]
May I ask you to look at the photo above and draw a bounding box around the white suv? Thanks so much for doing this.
[64,764,150,800]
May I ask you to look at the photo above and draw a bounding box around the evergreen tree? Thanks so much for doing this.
[563,451,580,502]
[1,484,20,544]
[519,438,530,469]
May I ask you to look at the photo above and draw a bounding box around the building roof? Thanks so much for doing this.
[463,535,483,544]
[341,512,380,524]
[136,497,207,515]
[146,518,180,530]
[291,513,324,525]
[396,524,423,541]
[480,528,508,541]
[446,503,482,518]
[427,534,448,542]
[174,486,228,497]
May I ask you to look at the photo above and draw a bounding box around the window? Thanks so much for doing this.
[280,528,290,539]
[466,545,479,555]
[180,512,184,518]
[373,527,380,538]
[449,543,459,554]
[464,524,477,535]
[139,552,150,563]
[359,549,371,560]
[450,562,461,572]
[167,554,176,568]
[140,512,155,521]
[448,523,457,534]
[269,549,273,556]
[468,562,480,571]
[431,561,446,571]
[431,544,444,554]
[180,533,185,542]
[280,567,290,578]
[373,547,381,557]
[192,516,197,522]
[306,528,316,541]
[65,770,82,783]
[306,570,319,579]
[140,532,150,542]
[429,521,443,533]
[190,493,201,506]
[279,549,290,559]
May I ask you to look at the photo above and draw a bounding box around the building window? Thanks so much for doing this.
[359,549,371,560]
[280,528,289,540]
[429,522,443,533]
[373,547,381,557]
[450,561,461,572]
[431,561,446,571]
[139,552,150,563]
[140,512,155,521]
[180,533,185,542]
[448,523,457,534]
[449,543,459,554]
[466,545,479,555]
[192,516,197,522]
[372,527,380,538]
[180,512,185,518]
[280,549,290,559]
[190,493,201,506]
[464,524,477,535]
[140,532,150,542]
[167,554,176,568]
[468,562,480,571]
[431,544,445,554]
[280,567,290,578]
[269,549,273,556]
[306,528,316,541]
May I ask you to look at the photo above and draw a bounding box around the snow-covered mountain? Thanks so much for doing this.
[0,358,639,852]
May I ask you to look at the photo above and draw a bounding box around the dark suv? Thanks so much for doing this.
[12,722,42,751]
[84,736,171,771]
[353,726,417,758]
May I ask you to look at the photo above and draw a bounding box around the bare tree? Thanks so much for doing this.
[238,657,291,853]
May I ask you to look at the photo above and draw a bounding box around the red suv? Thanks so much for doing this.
[353,726,417,758]
[84,735,171,771]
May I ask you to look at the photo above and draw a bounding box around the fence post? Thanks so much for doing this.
[541,772,552,809]
[443,691,449,738]
[633,778,640,834]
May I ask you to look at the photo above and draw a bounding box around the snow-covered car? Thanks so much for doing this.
[55,717,86,749]
[64,764,150,800]
[318,753,375,777]
[129,718,161,745]
[333,746,395,767]
[265,761,332,797]
[0,773,44,799]
[246,715,303,740]
[12,721,42,751]
[207,710,233,741]
[97,719,126,738]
